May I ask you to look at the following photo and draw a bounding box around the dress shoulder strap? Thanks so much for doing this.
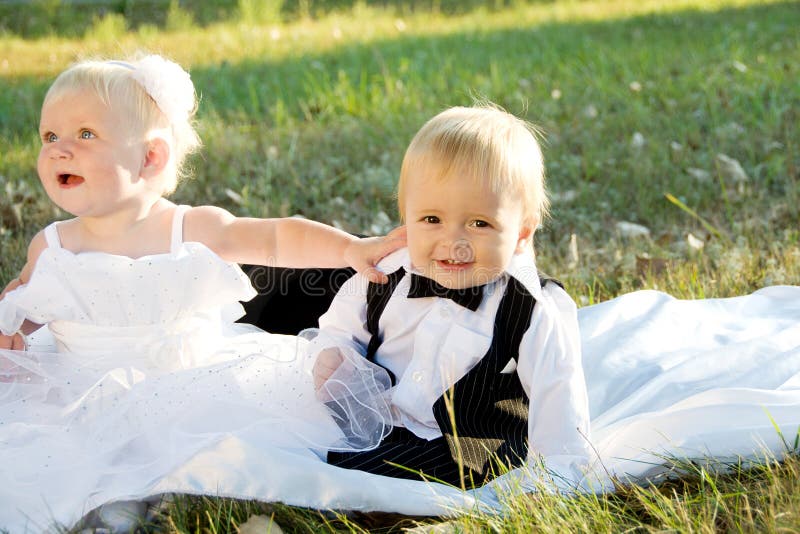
[43,222,62,249]
[170,205,190,253]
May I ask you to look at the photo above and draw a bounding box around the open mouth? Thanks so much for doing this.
[58,174,85,187]
[436,259,473,269]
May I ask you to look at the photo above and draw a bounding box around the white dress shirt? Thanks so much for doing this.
[309,248,594,491]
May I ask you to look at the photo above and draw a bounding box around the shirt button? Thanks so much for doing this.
[412,370,424,382]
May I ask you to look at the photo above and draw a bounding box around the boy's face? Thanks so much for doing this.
[403,172,533,289]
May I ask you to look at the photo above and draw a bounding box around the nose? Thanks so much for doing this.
[437,226,474,261]
[46,140,72,160]
[442,223,468,243]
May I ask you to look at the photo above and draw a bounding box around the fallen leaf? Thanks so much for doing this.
[568,233,579,269]
[616,221,651,238]
[716,153,749,183]
[224,188,244,205]
[636,255,672,277]
[551,190,578,203]
[404,520,461,533]
[238,514,284,534]
[687,233,705,250]
[630,132,646,148]
[686,167,711,182]
[715,122,745,137]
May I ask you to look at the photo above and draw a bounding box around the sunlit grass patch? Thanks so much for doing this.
[1,0,799,531]
[148,453,800,532]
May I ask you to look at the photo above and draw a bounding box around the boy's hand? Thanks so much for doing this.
[312,348,345,390]
[343,226,406,284]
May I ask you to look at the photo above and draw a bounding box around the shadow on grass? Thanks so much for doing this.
[0,0,565,39]
[2,1,796,125]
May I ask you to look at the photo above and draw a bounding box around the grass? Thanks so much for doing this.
[148,453,800,533]
[1,0,799,531]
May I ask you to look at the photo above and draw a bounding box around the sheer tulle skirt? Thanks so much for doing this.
[0,325,391,530]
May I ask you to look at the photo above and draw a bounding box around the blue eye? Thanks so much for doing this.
[80,130,95,139]
[422,215,440,224]
[43,132,57,143]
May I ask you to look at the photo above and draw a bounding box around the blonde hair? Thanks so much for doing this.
[43,56,201,194]
[397,105,548,228]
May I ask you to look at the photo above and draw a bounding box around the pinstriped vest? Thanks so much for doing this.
[365,267,544,482]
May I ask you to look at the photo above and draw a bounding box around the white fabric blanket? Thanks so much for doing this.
[121,287,800,514]
[9,286,800,531]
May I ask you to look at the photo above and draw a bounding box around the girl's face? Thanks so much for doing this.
[403,171,533,290]
[37,88,153,219]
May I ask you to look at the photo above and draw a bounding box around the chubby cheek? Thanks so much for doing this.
[36,150,46,177]
[37,156,52,191]
[479,240,517,270]
[407,244,427,272]
[406,230,432,271]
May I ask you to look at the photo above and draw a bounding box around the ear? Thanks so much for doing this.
[140,137,170,179]
[514,220,536,254]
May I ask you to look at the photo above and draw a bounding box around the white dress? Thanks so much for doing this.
[0,207,390,532]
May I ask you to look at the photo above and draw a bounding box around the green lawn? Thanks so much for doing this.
[1,0,799,531]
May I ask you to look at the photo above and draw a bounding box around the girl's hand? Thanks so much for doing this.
[343,226,407,284]
[0,277,27,350]
[1,277,41,350]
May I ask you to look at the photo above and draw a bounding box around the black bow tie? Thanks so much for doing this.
[406,273,484,311]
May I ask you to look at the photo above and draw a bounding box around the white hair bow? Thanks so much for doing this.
[114,55,195,123]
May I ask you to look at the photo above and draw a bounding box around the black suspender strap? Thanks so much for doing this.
[364,267,406,384]
[539,273,564,290]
